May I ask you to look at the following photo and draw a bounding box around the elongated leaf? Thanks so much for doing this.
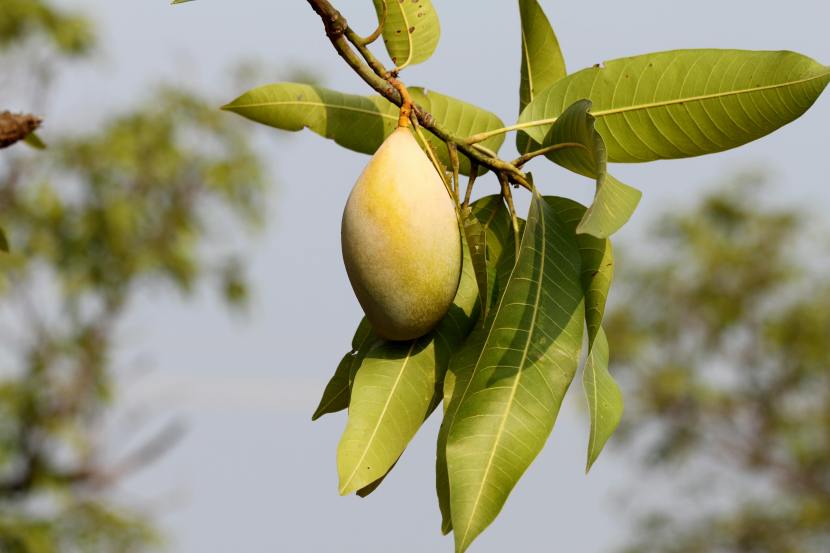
[223,83,504,176]
[336,239,479,495]
[516,0,566,154]
[518,0,566,112]
[444,193,585,552]
[544,197,621,470]
[519,49,830,162]
[373,0,440,69]
[312,318,377,421]
[438,197,517,535]
[545,100,641,238]
[463,214,488,319]
[582,327,620,470]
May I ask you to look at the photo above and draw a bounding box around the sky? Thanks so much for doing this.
[21,1,830,552]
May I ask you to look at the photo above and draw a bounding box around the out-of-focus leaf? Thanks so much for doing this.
[373,0,440,70]
[519,49,830,162]
[0,227,8,252]
[223,83,504,175]
[23,132,46,150]
[443,193,585,551]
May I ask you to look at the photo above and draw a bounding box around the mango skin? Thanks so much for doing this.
[341,127,461,341]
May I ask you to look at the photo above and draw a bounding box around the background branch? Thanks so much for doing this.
[0,111,42,149]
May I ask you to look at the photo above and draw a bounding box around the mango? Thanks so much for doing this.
[341,127,461,341]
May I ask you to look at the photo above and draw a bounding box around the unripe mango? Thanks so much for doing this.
[341,127,461,341]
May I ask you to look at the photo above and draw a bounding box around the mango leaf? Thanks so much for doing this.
[336,238,479,495]
[311,318,377,421]
[544,100,641,238]
[544,196,621,471]
[518,49,830,162]
[223,83,504,176]
[581,327,620,470]
[516,0,566,154]
[356,458,398,498]
[373,0,440,70]
[443,192,585,552]
[462,215,487,319]
[170,0,194,4]
[437,199,517,535]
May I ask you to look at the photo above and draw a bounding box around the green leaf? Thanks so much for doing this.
[437,196,517,535]
[356,458,398,498]
[544,100,641,238]
[336,238,480,495]
[518,0,566,112]
[373,0,440,70]
[444,192,585,552]
[223,83,504,176]
[544,196,621,471]
[311,318,377,421]
[463,215,487,319]
[519,49,830,162]
[516,0,566,154]
[171,0,195,4]
[582,327,621,470]
[0,227,8,253]
[23,132,46,150]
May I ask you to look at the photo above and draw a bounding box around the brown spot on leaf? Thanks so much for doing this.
[409,26,415,33]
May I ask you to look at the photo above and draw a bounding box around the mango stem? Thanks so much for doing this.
[389,78,413,128]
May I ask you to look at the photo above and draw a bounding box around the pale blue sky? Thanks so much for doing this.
[21,1,830,552]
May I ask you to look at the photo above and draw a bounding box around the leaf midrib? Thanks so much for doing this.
[340,341,417,494]
[458,198,547,551]
[225,100,396,120]
[590,69,829,119]
[518,67,830,135]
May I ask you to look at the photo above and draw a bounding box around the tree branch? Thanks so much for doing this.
[304,0,532,190]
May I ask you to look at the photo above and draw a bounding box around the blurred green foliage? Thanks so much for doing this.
[0,1,268,551]
[0,0,95,56]
[607,175,830,553]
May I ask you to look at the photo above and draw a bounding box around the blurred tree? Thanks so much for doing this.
[0,2,268,551]
[606,174,830,553]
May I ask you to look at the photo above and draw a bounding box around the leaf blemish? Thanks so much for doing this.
[409,26,415,33]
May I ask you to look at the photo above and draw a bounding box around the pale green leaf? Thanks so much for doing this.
[544,100,641,238]
[582,327,621,470]
[311,318,377,421]
[518,0,566,112]
[223,83,504,176]
[437,196,517,535]
[519,49,830,162]
[336,238,479,495]
[373,0,440,70]
[544,196,621,470]
[444,193,585,552]
[516,0,566,154]
[463,214,488,320]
